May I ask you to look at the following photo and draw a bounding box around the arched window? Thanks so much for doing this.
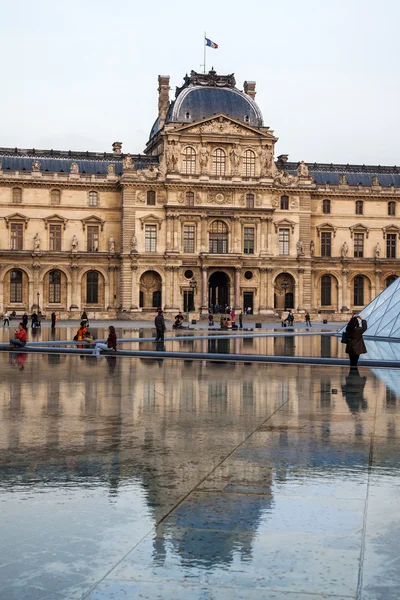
[182,147,196,175]
[86,271,99,304]
[386,274,398,287]
[321,275,332,306]
[209,220,228,254]
[280,195,289,210]
[147,190,156,206]
[354,275,365,306]
[49,270,61,303]
[212,149,226,176]
[322,199,331,214]
[51,189,61,205]
[246,193,254,208]
[388,201,396,216]
[10,269,23,303]
[186,191,194,206]
[88,191,98,206]
[242,150,255,177]
[12,188,22,204]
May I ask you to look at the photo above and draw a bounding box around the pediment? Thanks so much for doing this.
[44,214,68,230]
[4,213,29,228]
[274,218,296,233]
[382,224,400,238]
[81,215,105,231]
[316,222,337,237]
[172,114,275,139]
[139,213,163,229]
[349,223,370,238]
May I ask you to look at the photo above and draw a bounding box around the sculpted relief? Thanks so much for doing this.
[208,191,233,205]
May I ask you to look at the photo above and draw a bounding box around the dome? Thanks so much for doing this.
[149,70,263,140]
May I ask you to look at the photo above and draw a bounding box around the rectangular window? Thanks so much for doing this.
[387,234,396,258]
[354,233,364,258]
[355,200,363,215]
[145,224,157,252]
[49,224,62,251]
[321,232,332,257]
[279,228,290,255]
[243,227,255,254]
[10,223,23,250]
[87,226,99,252]
[183,225,195,253]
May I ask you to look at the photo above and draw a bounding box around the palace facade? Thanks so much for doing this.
[1,69,399,319]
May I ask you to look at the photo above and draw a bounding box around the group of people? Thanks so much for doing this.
[209,304,252,316]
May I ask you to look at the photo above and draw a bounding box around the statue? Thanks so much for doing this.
[230,144,240,174]
[130,234,138,253]
[107,164,116,175]
[33,233,40,251]
[310,240,315,257]
[341,241,349,258]
[199,144,209,172]
[70,162,79,174]
[165,142,179,172]
[259,146,273,176]
[374,242,381,258]
[71,234,78,252]
[339,174,347,185]
[297,160,308,177]
[296,239,304,255]
[372,175,380,186]
[0,161,2,171]
[32,160,41,172]
[109,236,115,253]
[123,154,134,170]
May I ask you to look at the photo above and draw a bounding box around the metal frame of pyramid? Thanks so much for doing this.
[339,276,400,338]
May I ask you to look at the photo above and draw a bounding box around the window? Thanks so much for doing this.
[321,232,332,257]
[386,274,398,287]
[51,189,61,205]
[87,226,99,251]
[242,150,255,177]
[10,223,23,250]
[388,201,396,216]
[354,233,364,258]
[321,275,332,306]
[10,270,22,303]
[246,193,254,208]
[182,147,196,175]
[355,200,363,215]
[12,188,22,204]
[322,199,331,214]
[354,275,365,306]
[145,224,157,252]
[387,233,397,258]
[88,191,98,206]
[280,195,289,210]
[49,224,62,251]
[186,191,194,206]
[86,271,99,304]
[147,190,156,206]
[243,227,255,254]
[279,228,290,255]
[183,225,195,253]
[49,270,61,303]
[212,149,226,176]
[209,220,228,254]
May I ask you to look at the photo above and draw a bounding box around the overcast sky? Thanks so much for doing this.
[1,0,399,164]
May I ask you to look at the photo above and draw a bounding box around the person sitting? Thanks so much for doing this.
[208,312,214,326]
[74,321,88,342]
[81,311,89,327]
[9,323,27,348]
[92,325,117,357]
[173,312,184,329]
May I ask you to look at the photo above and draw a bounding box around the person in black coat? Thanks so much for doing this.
[155,311,166,342]
[345,315,367,368]
[51,311,56,329]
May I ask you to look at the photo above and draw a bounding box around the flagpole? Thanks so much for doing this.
[203,31,206,74]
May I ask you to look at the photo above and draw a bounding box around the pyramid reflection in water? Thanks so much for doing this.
[356,276,400,338]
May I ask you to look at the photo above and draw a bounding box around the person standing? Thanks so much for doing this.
[31,312,38,329]
[239,311,243,329]
[9,323,27,348]
[345,315,367,368]
[22,312,28,330]
[305,312,312,328]
[51,311,56,329]
[3,311,9,327]
[81,311,89,327]
[92,325,117,357]
[155,310,166,342]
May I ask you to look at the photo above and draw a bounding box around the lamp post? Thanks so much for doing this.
[188,276,197,326]
[281,280,289,311]
[37,292,40,311]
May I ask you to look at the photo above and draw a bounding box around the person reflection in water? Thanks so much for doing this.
[342,369,368,414]
[345,315,367,368]
[14,353,27,371]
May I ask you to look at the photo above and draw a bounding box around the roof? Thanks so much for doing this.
[284,161,400,187]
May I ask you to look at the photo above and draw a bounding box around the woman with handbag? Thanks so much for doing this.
[344,315,367,368]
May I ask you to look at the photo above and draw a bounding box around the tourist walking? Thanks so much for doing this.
[22,312,28,330]
[9,323,27,348]
[51,311,56,329]
[305,312,312,327]
[155,310,166,342]
[345,315,367,368]
[3,311,9,327]
[92,325,117,357]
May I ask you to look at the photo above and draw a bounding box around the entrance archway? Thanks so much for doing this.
[209,271,230,310]
[274,273,295,310]
[139,270,162,309]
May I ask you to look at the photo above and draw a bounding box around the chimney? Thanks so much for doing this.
[112,141,122,155]
[244,80,256,100]
[158,75,170,129]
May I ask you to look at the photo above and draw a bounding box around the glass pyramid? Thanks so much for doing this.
[340,276,400,338]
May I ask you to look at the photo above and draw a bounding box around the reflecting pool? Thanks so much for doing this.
[0,354,399,599]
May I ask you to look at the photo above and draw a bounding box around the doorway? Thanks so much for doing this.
[183,290,195,312]
[243,292,254,314]
[209,271,230,309]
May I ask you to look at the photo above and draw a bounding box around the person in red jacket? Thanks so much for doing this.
[92,325,117,357]
[9,323,27,348]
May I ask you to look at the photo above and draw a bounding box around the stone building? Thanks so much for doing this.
[0,68,399,319]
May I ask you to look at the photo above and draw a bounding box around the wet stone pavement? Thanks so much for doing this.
[0,351,399,599]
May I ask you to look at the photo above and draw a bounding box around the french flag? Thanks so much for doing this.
[205,37,218,49]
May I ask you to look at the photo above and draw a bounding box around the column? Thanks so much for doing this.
[131,265,139,310]
[70,265,79,310]
[166,215,173,251]
[164,266,173,309]
[108,266,114,309]
[114,267,120,308]
[201,266,208,311]
[234,267,241,309]
[260,217,268,256]
[266,268,274,311]
[171,266,180,309]
[259,267,267,311]
[341,269,349,312]
[32,265,40,310]
[233,216,241,253]
[375,269,381,299]
[201,215,208,253]
[173,215,179,251]
[297,268,304,312]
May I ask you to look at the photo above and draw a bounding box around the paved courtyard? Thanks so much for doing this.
[0,346,399,599]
